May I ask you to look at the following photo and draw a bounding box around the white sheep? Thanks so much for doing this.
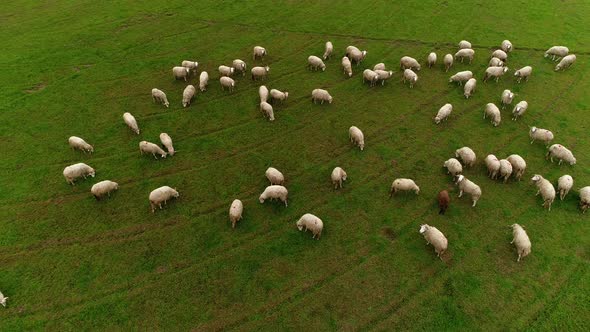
[555,54,576,71]
[373,63,386,71]
[270,89,289,103]
[455,147,476,167]
[489,57,504,67]
[557,175,574,200]
[323,41,333,60]
[506,154,526,181]
[265,167,285,185]
[123,112,139,135]
[402,69,418,88]
[251,66,269,81]
[400,56,421,71]
[260,102,275,121]
[172,66,190,81]
[434,103,453,124]
[199,71,209,91]
[296,213,323,240]
[455,175,482,207]
[514,66,532,83]
[253,46,267,60]
[579,187,590,213]
[229,199,243,228]
[182,85,196,107]
[483,66,509,82]
[362,69,379,87]
[458,40,472,49]
[375,69,394,86]
[491,49,508,61]
[91,180,118,200]
[484,103,501,127]
[545,46,568,61]
[331,167,347,189]
[427,52,437,68]
[454,49,475,63]
[341,56,353,77]
[547,144,576,165]
[259,185,288,206]
[529,127,554,146]
[349,126,364,151]
[159,133,175,156]
[531,174,556,210]
[500,89,514,109]
[232,59,247,76]
[311,89,332,104]
[218,65,235,77]
[220,76,235,92]
[68,136,94,153]
[463,78,477,98]
[443,54,453,72]
[499,159,513,183]
[390,178,420,196]
[63,163,95,185]
[308,55,326,71]
[0,291,7,307]
[512,101,528,121]
[511,224,531,262]
[139,141,167,159]
[501,40,513,52]
[443,158,463,176]
[151,88,169,108]
[149,186,179,213]
[347,47,367,65]
[259,85,269,103]
[448,70,473,85]
[484,154,501,179]
[419,224,448,260]
[181,60,198,73]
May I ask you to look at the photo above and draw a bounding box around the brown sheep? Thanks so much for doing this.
[438,190,450,215]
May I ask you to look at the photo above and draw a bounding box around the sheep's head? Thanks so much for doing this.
[89,168,96,177]
[321,64,326,71]
[455,175,465,184]
[531,175,541,182]
[328,96,333,104]
[570,158,577,165]
[296,219,304,231]
[435,116,441,124]
[530,126,537,133]
[555,64,561,71]
[164,101,169,108]
[172,189,179,198]
[414,186,420,194]
[161,152,167,158]
[544,52,549,58]
[449,77,454,83]
[419,224,429,234]
[416,64,421,71]
[265,66,270,72]
[259,194,265,203]
[185,67,190,74]
[0,297,7,307]
[514,71,519,76]
[503,67,509,73]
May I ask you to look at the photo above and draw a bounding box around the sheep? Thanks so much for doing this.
[514,66,532,83]
[455,175,482,207]
[181,60,198,73]
[362,69,379,87]
[458,40,472,49]
[349,126,364,151]
[512,101,528,121]
[435,103,453,124]
[546,144,576,165]
[557,175,574,200]
[390,178,420,196]
[68,136,94,153]
[501,40,513,52]
[311,89,332,104]
[463,78,477,98]
[455,147,476,167]
[531,174,556,210]
[270,89,289,103]
[123,112,139,135]
[438,190,450,215]
[341,56,353,77]
[232,59,247,76]
[182,85,196,107]
[345,46,360,56]
[159,133,175,156]
[544,46,568,61]
[308,55,326,71]
[449,70,473,85]
[483,103,501,127]
[499,159,513,183]
[253,46,267,60]
[402,69,418,88]
[139,141,167,159]
[501,89,514,109]
[91,180,118,200]
[151,88,170,108]
[443,54,453,72]
[323,41,333,60]
[454,49,475,63]
[220,76,235,92]
[373,63,386,71]
[483,66,509,82]
[259,185,288,206]
[251,66,270,81]
[491,49,508,61]
[443,158,463,176]
[419,224,448,259]
[0,291,7,307]
[400,56,421,71]
[511,224,531,262]
[427,52,437,68]
[579,187,590,213]
[529,127,554,146]
[229,199,243,228]
[489,57,504,67]
[507,154,527,181]
[260,102,275,121]
[265,167,285,185]
[199,71,209,91]
[555,54,576,71]
[375,69,394,86]
[218,65,235,77]
[63,163,95,185]
[172,66,190,81]
[348,48,367,65]
[296,214,323,240]
[259,85,269,103]
[331,167,347,189]
[484,154,501,179]
[149,186,179,213]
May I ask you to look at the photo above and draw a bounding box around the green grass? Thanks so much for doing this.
[1,0,589,330]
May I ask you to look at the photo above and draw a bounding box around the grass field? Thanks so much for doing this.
[1,0,589,330]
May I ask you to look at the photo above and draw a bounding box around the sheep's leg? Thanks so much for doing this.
[558,159,563,165]
[472,200,477,207]
[510,238,514,244]
[517,254,521,262]
[458,190,463,198]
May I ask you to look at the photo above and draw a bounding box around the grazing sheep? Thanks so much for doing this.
[443,158,463,176]
[172,66,190,81]
[349,126,364,151]
[544,46,568,61]
[259,85,269,103]
[253,46,267,60]
[63,163,95,185]
[151,88,170,108]
[296,213,323,240]
[348,48,367,65]
[483,66,509,82]
[463,78,477,98]
[265,167,285,185]
[373,63,386,71]
[220,76,235,92]
[149,186,179,213]
[484,154,501,179]
[499,159,513,183]
[402,69,418,88]
[323,41,333,60]
[449,70,473,85]
[427,52,437,68]
[455,147,476,167]
[341,56,353,77]
[331,167,347,189]
[159,133,175,156]
[0,291,7,307]
[484,103,501,127]
[311,88,332,104]
[91,180,118,200]
[438,190,450,215]
[218,65,235,77]
[557,175,574,200]
[512,101,528,120]
[390,178,420,196]
[547,144,576,165]
[308,55,326,71]
[489,57,504,67]
[68,136,94,153]
[507,154,527,181]
[251,66,270,81]
[400,56,421,71]
[458,40,472,49]
[491,49,508,61]
[434,103,453,124]
[555,54,576,71]
[139,141,167,159]
[260,102,275,121]
[229,199,243,228]
[181,60,198,73]
[579,187,590,213]
[375,69,394,85]
[443,54,453,72]
[511,224,531,262]
[199,71,209,91]
[514,66,532,83]
[259,185,288,206]
[501,40,513,52]
[182,85,196,107]
[270,89,289,103]
[531,174,556,210]
[454,49,475,63]
[501,89,514,109]
[362,69,379,87]
[232,59,247,76]
[419,224,448,259]
[529,127,554,146]
[123,112,139,135]
[455,175,482,207]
